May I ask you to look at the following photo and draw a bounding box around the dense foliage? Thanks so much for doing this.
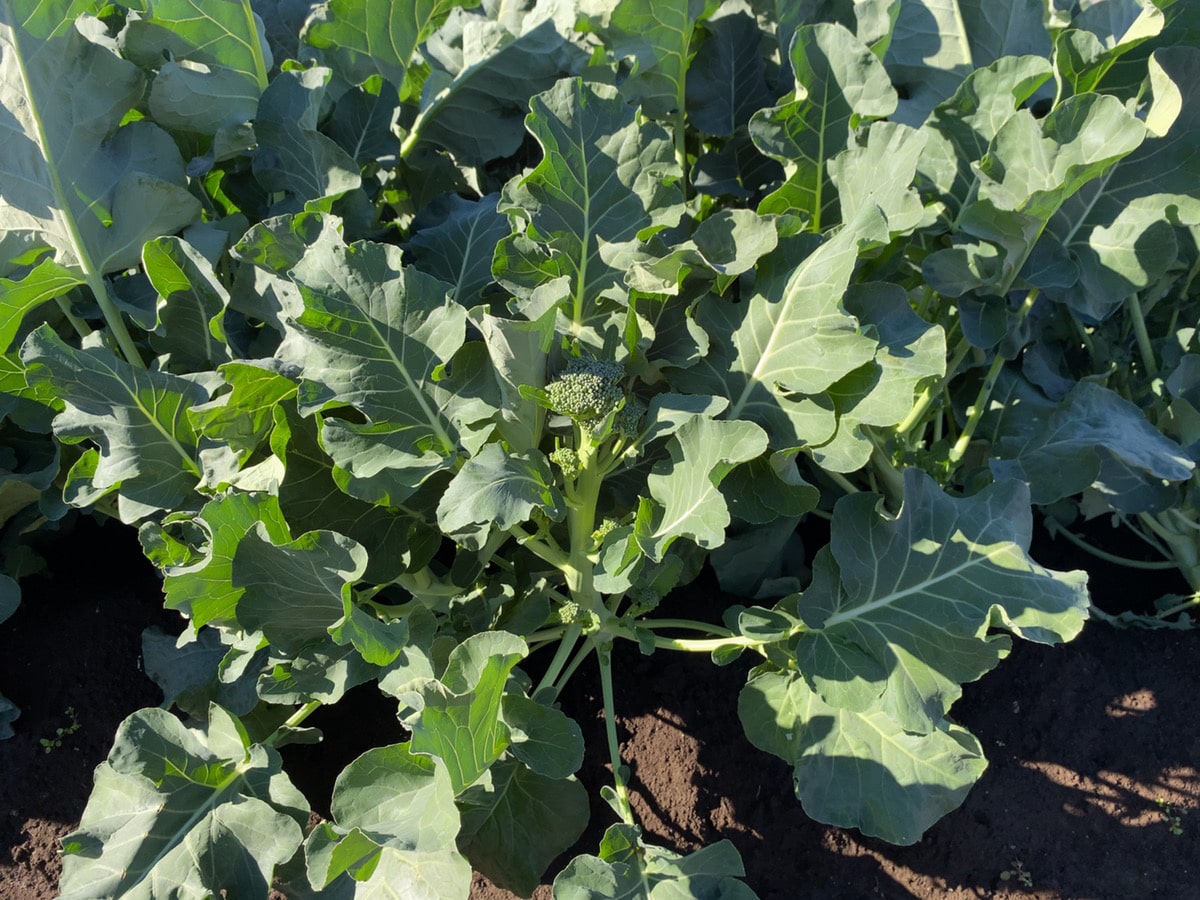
[1,0,1198,896]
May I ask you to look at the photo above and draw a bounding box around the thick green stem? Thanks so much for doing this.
[1126,293,1158,377]
[597,645,635,826]
[1046,520,1179,571]
[650,633,767,653]
[949,290,1039,466]
[264,700,322,749]
[535,623,582,699]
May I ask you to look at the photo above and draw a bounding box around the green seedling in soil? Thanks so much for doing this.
[1000,858,1034,889]
[1157,798,1188,836]
[39,706,80,754]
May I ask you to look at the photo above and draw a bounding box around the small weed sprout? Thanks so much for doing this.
[40,706,80,754]
[1156,798,1187,836]
[1000,858,1033,889]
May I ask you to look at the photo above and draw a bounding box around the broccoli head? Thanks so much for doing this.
[544,358,625,423]
[549,446,582,480]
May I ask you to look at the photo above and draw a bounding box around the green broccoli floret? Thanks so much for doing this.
[612,395,646,439]
[544,358,625,423]
[591,517,620,545]
[549,446,582,480]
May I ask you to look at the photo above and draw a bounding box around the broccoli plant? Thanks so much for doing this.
[13,0,1200,897]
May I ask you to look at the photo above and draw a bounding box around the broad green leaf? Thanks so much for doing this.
[119,0,270,154]
[680,212,883,449]
[501,693,585,779]
[188,359,299,466]
[925,92,1147,304]
[436,443,563,539]
[306,742,471,896]
[977,93,1147,224]
[784,470,1089,734]
[0,10,201,273]
[685,8,774,136]
[1039,47,1200,320]
[1053,0,1165,97]
[257,635,382,705]
[59,706,308,899]
[635,416,768,561]
[0,258,85,349]
[21,326,205,522]
[401,631,527,794]
[301,0,479,99]
[141,626,265,719]
[494,78,683,336]
[751,22,897,226]
[719,449,819,526]
[469,306,556,452]
[270,403,434,585]
[989,377,1194,511]
[409,17,587,164]
[142,236,231,372]
[828,121,931,235]
[629,208,780,295]
[458,759,589,896]
[582,0,720,120]
[141,491,292,628]
[406,193,509,305]
[885,0,1051,126]
[553,824,757,899]
[252,66,361,212]
[739,668,987,845]
[288,238,467,497]
[812,282,946,473]
[916,54,1054,218]
[232,521,368,655]
[327,77,402,167]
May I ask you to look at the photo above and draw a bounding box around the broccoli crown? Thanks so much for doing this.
[544,358,625,422]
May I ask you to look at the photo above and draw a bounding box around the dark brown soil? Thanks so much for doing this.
[2,516,1197,900]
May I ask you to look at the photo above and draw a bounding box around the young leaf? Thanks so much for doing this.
[680,211,884,449]
[287,237,471,500]
[635,416,768,561]
[494,78,684,335]
[582,0,721,120]
[232,522,368,655]
[553,823,758,899]
[301,0,477,99]
[751,22,897,225]
[436,444,563,541]
[885,0,1051,125]
[252,66,362,212]
[401,631,528,794]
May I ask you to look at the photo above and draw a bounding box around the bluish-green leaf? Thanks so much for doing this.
[739,668,987,845]
[306,741,471,896]
[232,522,368,655]
[401,631,527,794]
[59,706,308,899]
[458,758,589,896]
[21,327,206,522]
[0,10,201,273]
[494,78,683,336]
[751,22,897,225]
